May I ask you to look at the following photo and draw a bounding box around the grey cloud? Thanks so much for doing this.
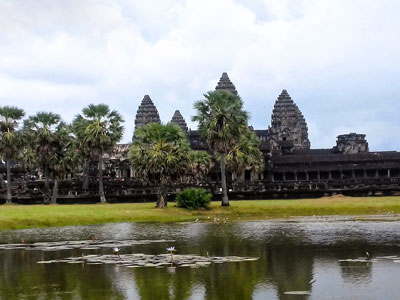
[0,0,399,151]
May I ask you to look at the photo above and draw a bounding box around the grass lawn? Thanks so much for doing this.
[1,196,400,231]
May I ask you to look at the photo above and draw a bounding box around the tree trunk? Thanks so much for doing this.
[44,164,50,204]
[98,153,106,203]
[0,173,6,190]
[51,178,58,204]
[156,184,167,208]
[220,154,229,206]
[6,159,12,204]
[156,190,165,208]
[82,158,89,191]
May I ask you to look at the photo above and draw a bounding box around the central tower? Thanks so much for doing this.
[269,89,310,154]
[215,72,238,96]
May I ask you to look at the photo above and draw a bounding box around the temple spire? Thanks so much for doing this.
[170,110,188,133]
[134,95,161,130]
[215,72,238,96]
[269,89,310,152]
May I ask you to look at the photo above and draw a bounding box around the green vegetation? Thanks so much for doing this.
[193,90,250,206]
[0,106,25,204]
[1,196,400,231]
[176,188,212,209]
[226,130,264,183]
[73,104,124,203]
[130,123,212,208]
[189,150,212,185]
[24,113,78,204]
[130,123,192,208]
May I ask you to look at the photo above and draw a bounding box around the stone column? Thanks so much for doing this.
[363,169,367,179]
[282,173,286,181]
[294,172,298,181]
[340,170,343,180]
[317,171,321,181]
[375,169,379,178]
[352,170,355,180]
[328,171,332,180]
[388,169,391,178]
[305,171,309,181]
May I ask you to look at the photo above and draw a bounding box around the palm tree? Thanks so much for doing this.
[193,90,249,206]
[73,104,124,203]
[226,130,264,183]
[189,150,212,185]
[49,124,78,203]
[72,116,92,191]
[23,112,63,204]
[129,123,191,208]
[0,106,25,203]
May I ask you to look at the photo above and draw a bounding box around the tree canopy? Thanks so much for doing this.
[193,90,249,206]
[129,123,192,207]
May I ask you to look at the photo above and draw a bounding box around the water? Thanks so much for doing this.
[0,219,400,299]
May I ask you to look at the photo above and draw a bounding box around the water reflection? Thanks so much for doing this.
[0,220,400,299]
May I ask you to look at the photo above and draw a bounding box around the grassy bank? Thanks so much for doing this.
[1,196,400,230]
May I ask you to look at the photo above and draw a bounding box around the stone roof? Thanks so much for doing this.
[170,110,188,133]
[134,95,161,130]
[215,72,238,96]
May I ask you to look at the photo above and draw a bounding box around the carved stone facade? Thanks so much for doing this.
[105,72,400,199]
[335,133,369,154]
[134,95,161,130]
[170,110,188,133]
[269,89,310,154]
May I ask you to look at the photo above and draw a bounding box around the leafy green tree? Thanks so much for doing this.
[226,130,264,183]
[73,104,124,203]
[189,150,212,185]
[23,112,63,204]
[129,123,191,208]
[0,106,25,203]
[193,90,249,206]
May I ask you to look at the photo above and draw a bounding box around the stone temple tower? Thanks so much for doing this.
[269,89,310,154]
[215,72,238,96]
[170,110,188,133]
[134,95,161,130]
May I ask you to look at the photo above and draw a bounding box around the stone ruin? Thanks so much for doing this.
[269,89,310,154]
[134,95,161,130]
[4,72,400,202]
[215,72,238,96]
[170,110,188,133]
[335,133,369,154]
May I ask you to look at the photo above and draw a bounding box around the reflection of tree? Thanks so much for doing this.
[195,223,315,300]
[202,263,260,300]
[267,245,314,300]
[335,247,373,284]
[4,222,391,300]
[339,262,372,284]
[133,268,195,300]
[0,250,125,300]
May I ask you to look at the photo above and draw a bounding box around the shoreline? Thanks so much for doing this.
[1,196,400,231]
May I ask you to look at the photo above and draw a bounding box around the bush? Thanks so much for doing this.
[175,188,212,210]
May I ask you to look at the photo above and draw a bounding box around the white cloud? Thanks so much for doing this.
[0,0,399,150]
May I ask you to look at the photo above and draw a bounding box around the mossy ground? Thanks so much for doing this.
[1,196,400,230]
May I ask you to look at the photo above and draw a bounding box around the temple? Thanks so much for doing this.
[170,110,188,133]
[107,72,400,199]
[5,72,399,203]
[134,95,160,131]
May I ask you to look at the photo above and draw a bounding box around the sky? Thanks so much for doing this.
[0,0,399,150]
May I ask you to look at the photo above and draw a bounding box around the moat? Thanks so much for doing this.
[1,219,400,300]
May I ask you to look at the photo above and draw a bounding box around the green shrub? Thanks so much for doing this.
[175,188,212,209]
